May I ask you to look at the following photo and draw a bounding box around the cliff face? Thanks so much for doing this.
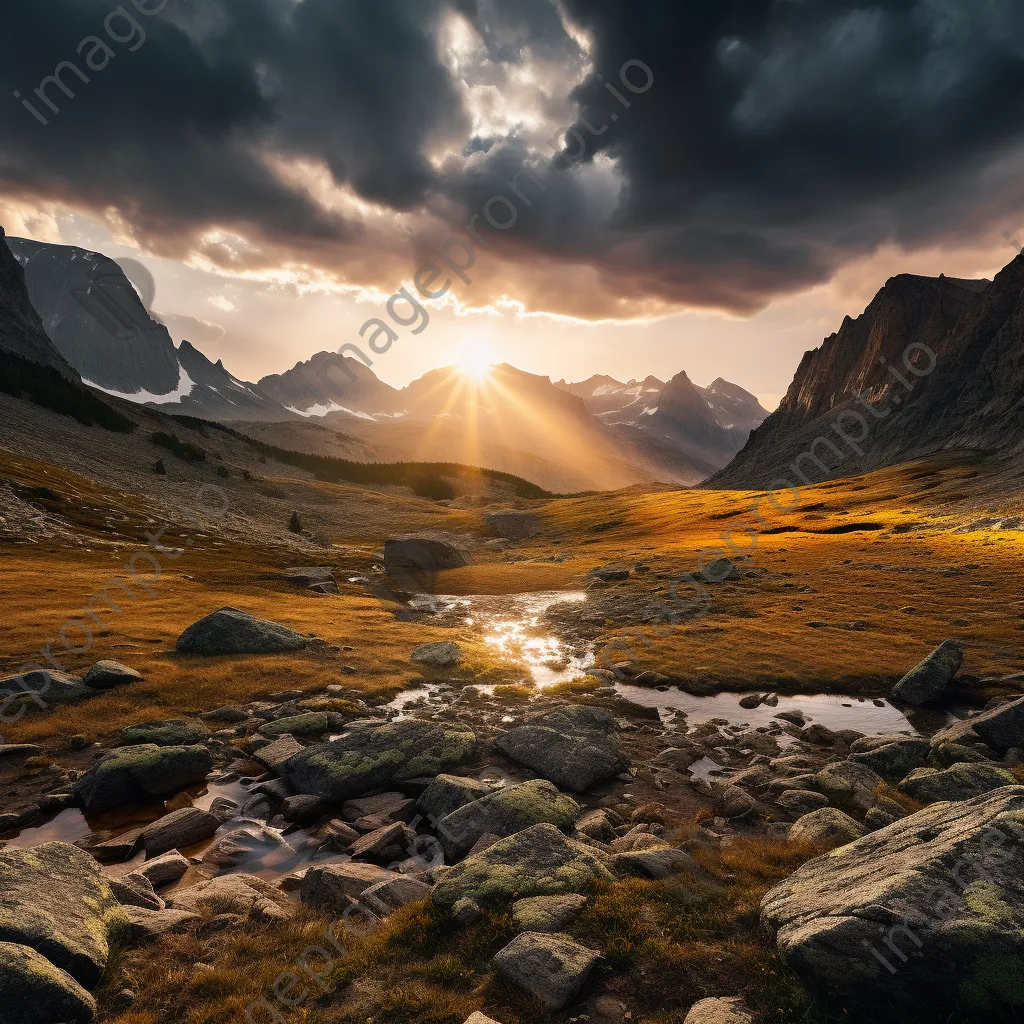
[709,259,1024,489]
[0,228,79,378]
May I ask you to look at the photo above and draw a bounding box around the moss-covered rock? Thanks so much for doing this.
[432,823,612,909]
[788,807,866,848]
[898,762,1016,804]
[511,893,587,933]
[73,744,213,812]
[0,842,126,988]
[176,607,309,655]
[848,734,929,783]
[285,719,475,801]
[417,773,491,825]
[117,719,208,747]
[0,941,96,1024]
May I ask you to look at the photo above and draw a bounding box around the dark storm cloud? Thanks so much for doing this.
[4,0,1024,315]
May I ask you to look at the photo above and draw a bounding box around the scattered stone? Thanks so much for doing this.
[453,898,484,926]
[683,996,754,1023]
[252,735,304,775]
[0,743,43,760]
[285,719,475,801]
[135,852,190,888]
[432,823,612,909]
[738,694,763,710]
[932,695,1024,752]
[300,863,399,913]
[613,847,693,879]
[281,794,326,824]
[699,558,741,583]
[110,872,164,911]
[342,792,415,822]
[492,931,599,1011]
[118,719,208,747]
[0,669,92,707]
[74,745,213,813]
[417,774,491,825]
[776,790,829,815]
[167,874,294,922]
[483,511,541,541]
[260,713,336,737]
[0,941,96,1024]
[761,787,1024,1011]
[200,823,289,870]
[410,641,463,668]
[120,907,200,943]
[714,786,758,819]
[83,660,142,689]
[789,808,866,847]
[349,822,407,861]
[176,607,310,655]
[464,1014,501,1024]
[898,762,1017,803]
[891,639,965,705]
[384,534,472,591]
[140,807,221,857]
[593,567,630,582]
[512,894,587,933]
[360,876,432,916]
[575,808,620,843]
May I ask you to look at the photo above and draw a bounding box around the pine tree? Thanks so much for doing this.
[288,510,303,533]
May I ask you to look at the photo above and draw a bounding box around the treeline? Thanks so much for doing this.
[0,350,135,433]
[168,413,552,498]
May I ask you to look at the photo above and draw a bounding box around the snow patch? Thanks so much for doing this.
[287,402,375,421]
[84,362,195,405]
[641,406,658,416]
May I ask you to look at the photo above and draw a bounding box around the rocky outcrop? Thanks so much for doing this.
[761,787,1024,1012]
[176,608,310,655]
[285,719,475,801]
[73,745,213,813]
[432,824,612,909]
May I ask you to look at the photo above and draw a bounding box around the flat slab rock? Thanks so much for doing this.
[761,786,1024,1012]
[492,931,599,1010]
[176,606,310,655]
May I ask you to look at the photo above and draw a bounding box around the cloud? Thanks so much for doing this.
[4,0,1024,321]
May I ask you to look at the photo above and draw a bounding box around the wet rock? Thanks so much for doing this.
[167,874,294,922]
[776,790,829,815]
[483,511,541,541]
[848,735,929,783]
[176,607,310,655]
[432,823,612,909]
[898,762,1017,803]
[0,941,95,1024]
[436,779,581,860]
[410,641,463,668]
[683,996,754,1023]
[200,824,290,871]
[252,735,304,775]
[789,808,866,847]
[761,787,1024,1012]
[512,894,587,933]
[493,931,599,1011]
[891,640,964,705]
[141,807,221,857]
[0,842,125,987]
[300,862,399,913]
[83,660,142,689]
[135,852,190,888]
[417,774,491,825]
[120,907,199,943]
[812,760,886,815]
[118,719,208,747]
[775,710,807,726]
[74,745,213,813]
[738,694,763,710]
[285,719,475,801]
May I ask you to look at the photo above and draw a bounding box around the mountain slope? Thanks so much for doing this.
[0,228,79,378]
[709,268,1022,488]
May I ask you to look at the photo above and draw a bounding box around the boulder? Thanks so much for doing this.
[464,1015,501,1024]
[360,876,432,916]
[279,567,336,588]
[166,874,294,922]
[120,907,199,943]
[495,726,627,794]
[432,823,612,909]
[482,511,541,541]
[788,808,866,847]
[417,774,491,825]
[574,808,619,843]
[349,822,408,862]
[776,790,829,815]
[511,894,587,933]
[812,760,885,815]
[613,847,693,879]
[492,931,598,1011]
[284,719,475,801]
[110,872,164,911]
[384,533,471,592]
[140,807,221,857]
[931,696,1024,752]
[410,641,462,669]
[761,787,1024,1012]
[281,794,326,824]
[342,792,414,822]
[0,941,96,1024]
[891,639,964,705]
[0,842,125,987]
[118,719,208,747]
[73,745,213,812]
[253,735,304,775]
[897,763,1017,804]
[176,607,310,655]
[300,863,399,913]
[83,660,142,689]
[0,669,92,707]
[436,779,581,859]
[135,852,190,888]
[848,735,929,783]
[199,823,291,871]
[683,996,754,1023]
[260,713,335,737]
[698,557,741,583]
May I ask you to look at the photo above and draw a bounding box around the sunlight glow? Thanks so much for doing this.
[456,338,495,382]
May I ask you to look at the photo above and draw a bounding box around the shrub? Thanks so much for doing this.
[288,511,303,533]
[150,431,206,463]
[152,458,167,475]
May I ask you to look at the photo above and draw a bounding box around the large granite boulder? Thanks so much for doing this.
[432,823,612,909]
[83,660,142,689]
[0,842,125,987]
[0,669,93,708]
[300,863,400,913]
[890,639,964,705]
[492,931,598,1010]
[761,787,1024,1012]
[931,696,1024,752]
[812,760,885,815]
[897,762,1017,804]
[417,774,491,825]
[166,874,294,922]
[788,808,866,848]
[284,719,475,801]
[436,779,581,859]
[73,744,213,812]
[384,533,471,592]
[0,941,95,1024]
[176,607,310,655]
[848,735,929,783]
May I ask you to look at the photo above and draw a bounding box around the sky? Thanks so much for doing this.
[4,0,1024,410]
